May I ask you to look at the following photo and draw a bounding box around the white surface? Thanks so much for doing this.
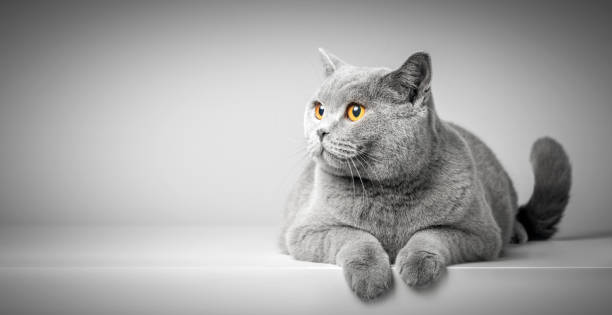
[0,226,611,314]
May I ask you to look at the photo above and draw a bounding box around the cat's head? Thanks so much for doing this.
[304,49,439,181]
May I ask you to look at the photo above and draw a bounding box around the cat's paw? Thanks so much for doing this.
[397,250,445,288]
[341,245,393,300]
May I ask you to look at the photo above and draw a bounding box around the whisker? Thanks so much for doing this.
[356,155,385,192]
[362,151,385,163]
[350,158,367,206]
[345,160,356,200]
[327,145,355,156]
[287,146,308,158]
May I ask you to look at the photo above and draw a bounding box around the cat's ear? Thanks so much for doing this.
[318,48,346,77]
[382,52,432,105]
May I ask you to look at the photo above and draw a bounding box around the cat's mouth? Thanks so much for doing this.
[314,139,370,174]
[321,140,359,158]
[319,145,358,170]
[321,148,344,163]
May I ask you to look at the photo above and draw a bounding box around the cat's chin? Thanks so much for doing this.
[315,150,352,176]
[316,162,347,177]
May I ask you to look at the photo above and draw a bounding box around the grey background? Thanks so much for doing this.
[0,0,611,237]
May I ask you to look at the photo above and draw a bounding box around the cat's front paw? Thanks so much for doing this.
[397,250,445,288]
[340,245,393,300]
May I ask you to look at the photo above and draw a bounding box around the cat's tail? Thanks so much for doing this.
[516,137,572,240]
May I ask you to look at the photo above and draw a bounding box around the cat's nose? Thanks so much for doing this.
[317,129,329,141]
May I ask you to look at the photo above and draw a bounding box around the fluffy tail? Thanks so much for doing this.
[516,137,572,240]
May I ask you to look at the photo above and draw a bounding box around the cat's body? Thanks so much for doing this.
[281,122,517,259]
[280,50,571,300]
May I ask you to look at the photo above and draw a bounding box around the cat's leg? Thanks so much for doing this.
[396,227,502,288]
[286,224,393,300]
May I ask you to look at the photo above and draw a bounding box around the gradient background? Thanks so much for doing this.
[0,0,611,238]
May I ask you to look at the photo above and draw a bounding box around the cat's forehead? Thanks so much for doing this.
[316,66,389,106]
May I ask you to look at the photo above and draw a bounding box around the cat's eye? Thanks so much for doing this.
[346,103,365,122]
[314,101,324,120]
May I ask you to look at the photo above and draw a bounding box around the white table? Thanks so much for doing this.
[0,226,610,314]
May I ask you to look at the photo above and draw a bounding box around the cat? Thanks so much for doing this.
[279,49,572,300]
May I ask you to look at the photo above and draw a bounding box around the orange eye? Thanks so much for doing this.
[314,102,324,120]
[346,103,365,121]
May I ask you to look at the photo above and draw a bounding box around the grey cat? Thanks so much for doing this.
[279,49,572,300]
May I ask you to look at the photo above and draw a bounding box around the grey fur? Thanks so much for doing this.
[280,49,572,300]
[517,137,572,240]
